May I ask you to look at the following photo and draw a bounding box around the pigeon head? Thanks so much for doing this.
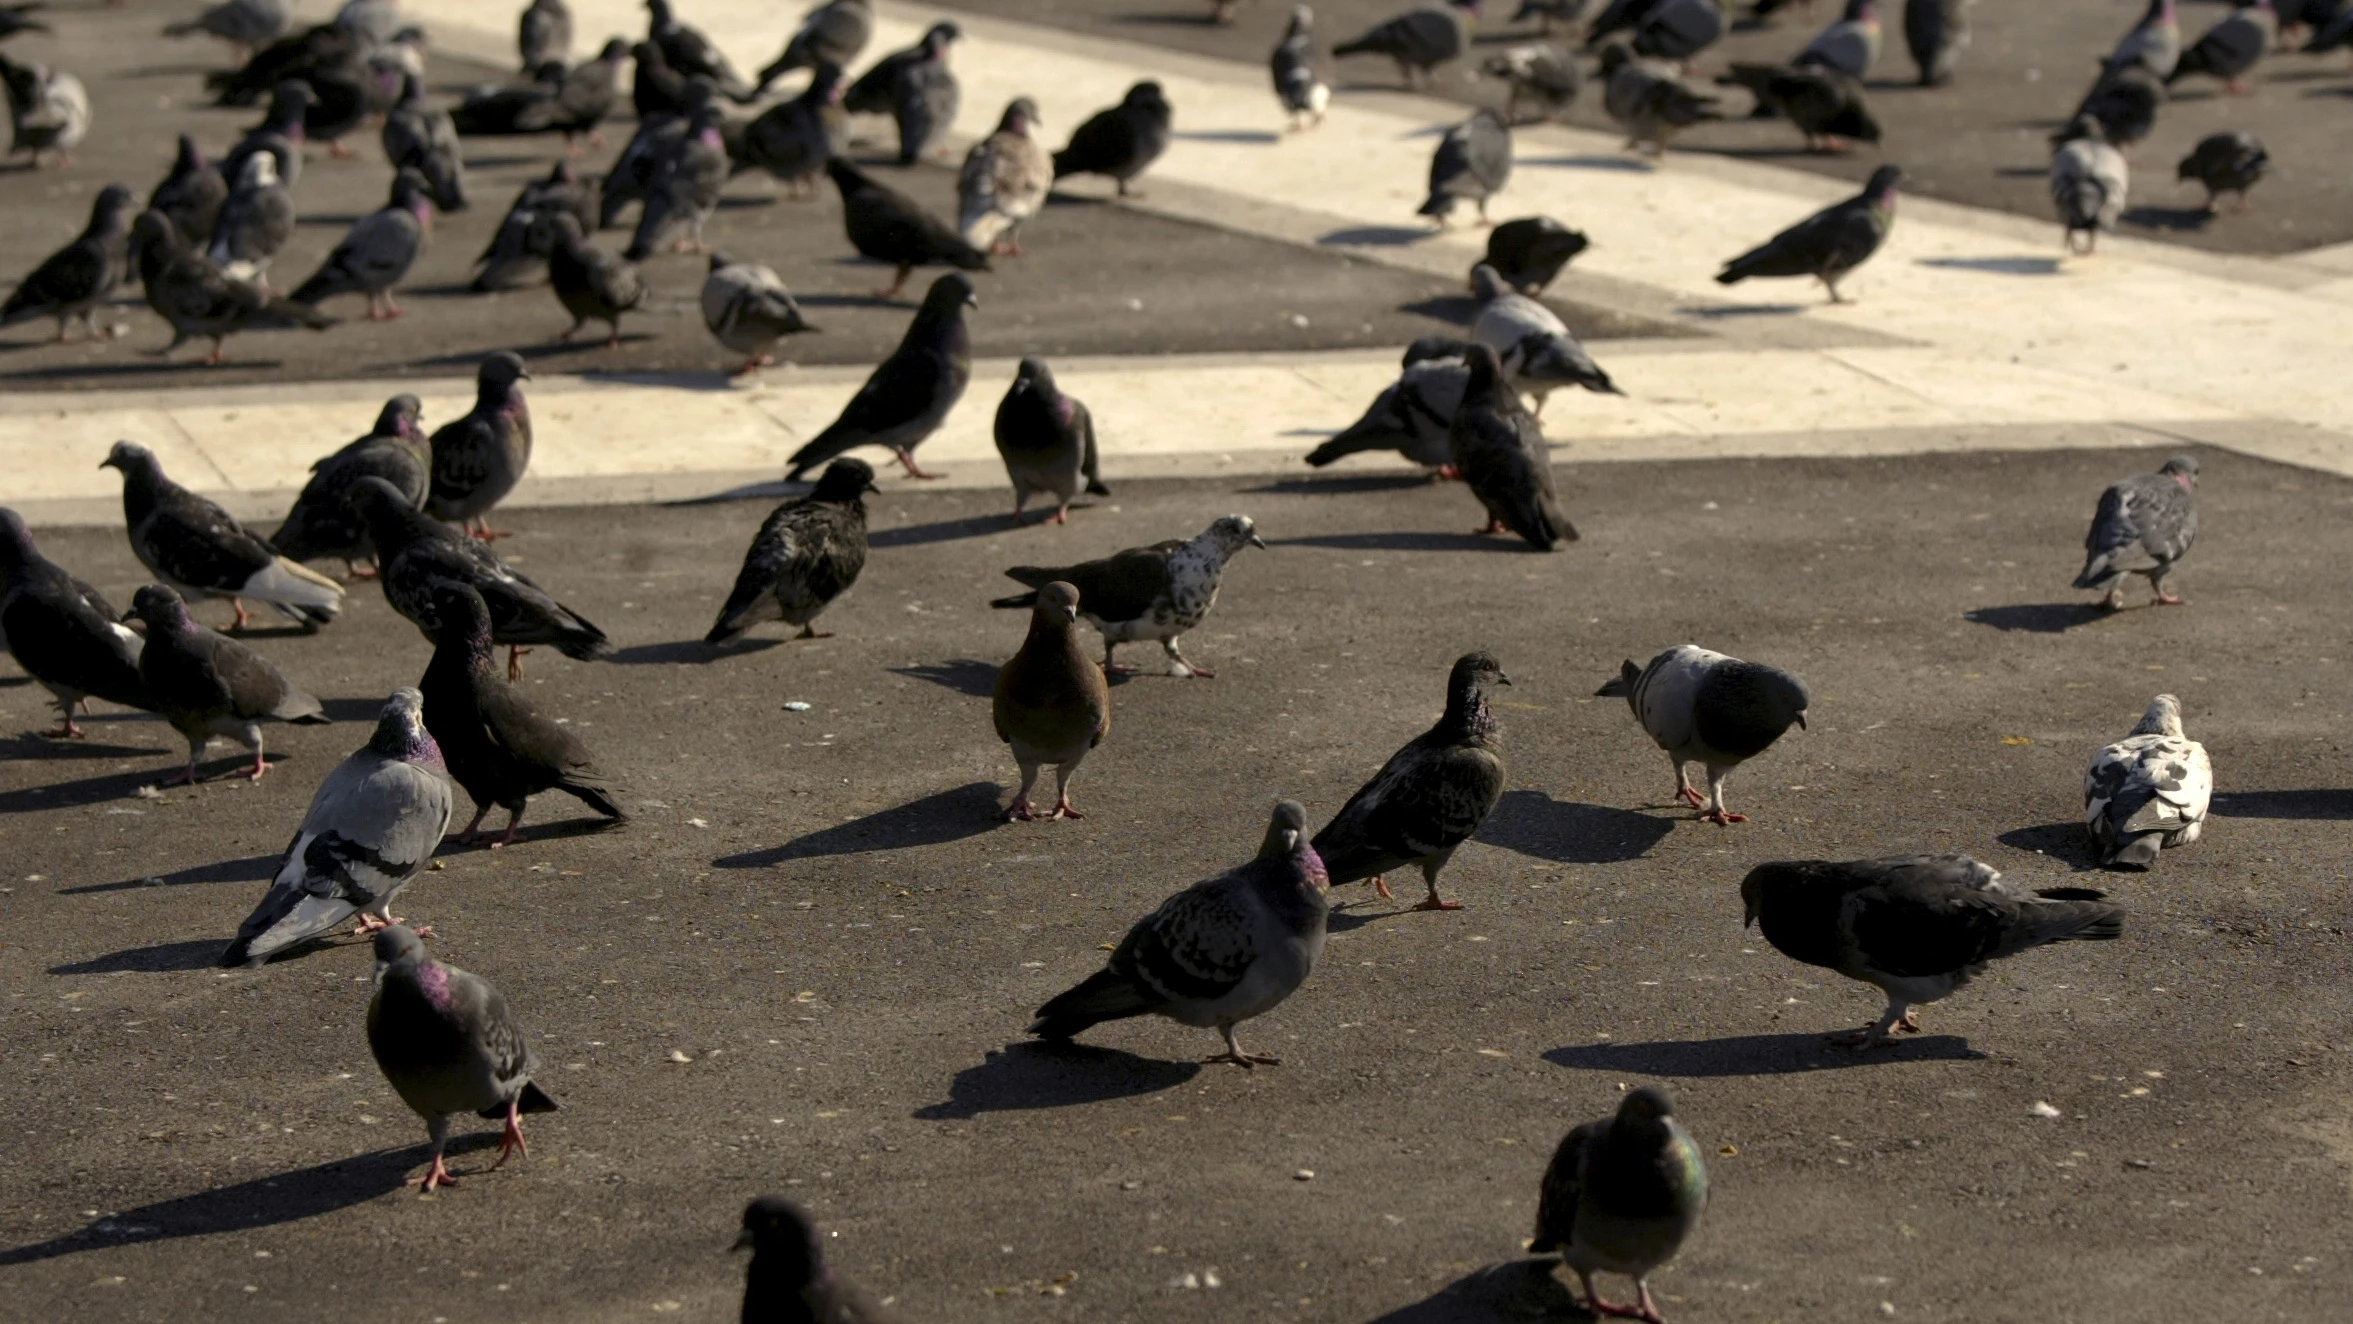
[371,686,445,768]
[1256,799,1312,860]
[810,457,880,502]
[1201,514,1267,555]
[1469,262,1511,303]
[1445,651,1510,734]
[1288,5,1314,34]
[2158,455,2198,487]
[91,184,136,231]
[269,78,317,124]
[1030,580,1082,627]
[1844,0,1875,22]
[824,156,872,196]
[340,475,414,533]
[1595,658,1640,702]
[1011,356,1056,397]
[1862,164,1904,204]
[0,507,36,575]
[100,439,162,483]
[1461,342,1509,398]
[805,61,848,102]
[598,37,631,63]
[371,922,428,969]
[476,350,531,402]
[2129,694,2185,739]
[2054,114,2106,147]
[375,394,426,443]
[1615,1085,1676,1125]
[390,167,434,219]
[129,584,195,634]
[924,21,961,52]
[171,133,206,172]
[707,250,737,275]
[920,272,980,317]
[537,210,589,256]
[734,1194,823,1287]
[1123,80,1169,114]
[1597,42,1631,77]
[428,581,497,656]
[998,96,1041,135]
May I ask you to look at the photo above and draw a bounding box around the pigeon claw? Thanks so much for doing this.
[1675,785,1708,808]
[246,755,271,781]
[41,716,86,739]
[2154,591,2184,606]
[1699,808,1747,825]
[409,1152,459,1193]
[1411,896,1464,911]
[491,1098,529,1169]
[1004,798,1041,822]
[1205,1050,1281,1069]
[1048,796,1085,820]
[506,646,531,681]
[1369,875,1393,900]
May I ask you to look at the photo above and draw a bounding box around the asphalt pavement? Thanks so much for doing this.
[2,449,2349,1323]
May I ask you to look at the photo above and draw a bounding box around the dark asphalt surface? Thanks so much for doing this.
[3,448,2349,1322]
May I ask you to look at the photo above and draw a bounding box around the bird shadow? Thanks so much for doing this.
[2123,205,2216,233]
[0,764,187,814]
[49,939,226,975]
[713,782,1003,866]
[2210,789,2353,821]
[1268,532,1532,554]
[1362,1258,1595,1323]
[1242,474,1439,495]
[1482,791,1678,864]
[1544,1031,1982,1077]
[0,733,164,762]
[1520,153,1655,173]
[435,814,624,854]
[58,853,280,896]
[608,638,784,665]
[1992,164,2051,178]
[870,512,1015,548]
[913,1041,1201,1119]
[1326,901,1430,934]
[0,357,289,383]
[1319,225,1437,248]
[1962,602,2108,633]
[1916,255,2062,276]
[1677,302,1810,318]
[318,696,386,722]
[889,659,998,697]
[1995,822,2103,870]
[1398,295,1480,326]
[1173,129,1283,145]
[1105,10,1222,26]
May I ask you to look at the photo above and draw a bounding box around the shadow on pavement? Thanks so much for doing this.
[890,659,998,697]
[434,814,625,854]
[915,1041,1200,1119]
[1963,602,2107,633]
[1320,225,1434,247]
[1245,474,1439,495]
[50,938,226,974]
[1519,153,1655,172]
[1173,129,1281,145]
[1269,532,1531,554]
[1482,790,1677,864]
[320,696,386,722]
[0,764,179,814]
[0,733,165,762]
[871,512,1017,548]
[2211,789,2353,820]
[714,782,1003,866]
[1917,255,2062,276]
[1327,901,1427,935]
[2124,205,2216,233]
[1678,301,1809,317]
[1996,822,2102,869]
[1360,1258,1593,1323]
[1398,294,1478,325]
[1544,1031,1981,1076]
[59,853,280,895]
[608,638,767,665]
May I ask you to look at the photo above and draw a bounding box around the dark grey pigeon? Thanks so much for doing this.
[426,351,532,539]
[1,182,131,342]
[221,687,454,967]
[365,923,559,1193]
[706,458,874,645]
[1479,215,1588,294]
[753,0,871,96]
[103,439,343,631]
[1313,651,1509,911]
[2074,455,2196,609]
[1306,342,1467,470]
[1742,854,2125,1045]
[518,0,571,71]
[381,71,466,211]
[2050,115,2127,255]
[1449,343,1574,550]
[1050,81,1172,197]
[736,1196,905,1322]
[726,61,844,194]
[0,1,47,42]
[1420,107,1512,225]
[542,211,646,346]
[165,0,292,60]
[2307,2,2353,54]
[624,101,725,259]
[1030,801,1330,1067]
[1271,5,1329,130]
[2069,62,2162,149]
[1482,43,1581,123]
[627,39,704,121]
[1469,262,1620,415]
[1333,0,1476,86]
[843,21,958,164]
[1532,1087,1709,1324]
[128,583,329,783]
[1717,62,1880,151]
[1608,0,1727,61]
[1715,163,1900,302]
[1598,645,1806,823]
[2105,0,2181,79]
[1792,0,1880,78]
[150,135,228,249]
[1599,43,1724,154]
[644,0,747,98]
[786,271,975,480]
[419,581,622,843]
[472,162,597,291]
[208,151,295,282]
[2177,131,2266,212]
[0,507,148,738]
[989,515,1264,677]
[2168,0,2272,92]
[827,158,990,300]
[1512,0,1590,33]
[700,250,813,375]
[128,209,334,363]
[290,166,431,318]
[595,110,680,228]
[1901,0,1967,85]
[269,393,428,574]
[454,40,622,147]
[993,357,1109,525]
[348,476,612,679]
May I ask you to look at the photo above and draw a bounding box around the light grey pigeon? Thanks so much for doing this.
[518,0,572,71]
[701,251,812,375]
[1305,340,1468,470]
[2168,0,2272,92]
[1901,0,1967,85]
[2051,115,2127,256]
[208,151,295,282]
[2074,454,2196,608]
[706,458,874,645]
[164,0,293,62]
[957,97,1051,255]
[1450,343,1574,550]
[1470,263,1620,416]
[426,351,533,540]
[290,167,431,318]
[993,357,1109,526]
[1420,108,1512,225]
[1312,651,1509,911]
[221,688,454,966]
[127,583,330,784]
[335,0,399,50]
[0,508,148,739]
[1482,43,1581,123]
[1597,645,1808,823]
[989,515,1265,677]
[991,581,1111,820]
[366,923,558,1193]
[1793,0,1881,79]
[1332,0,1478,87]
[1030,800,1330,1067]
[1272,6,1329,131]
[1742,854,2125,1045]
[2105,0,2181,79]
[1532,1087,1709,1324]
[0,53,86,168]
[2085,695,2211,870]
[103,440,344,631]
[381,71,466,212]
[2177,130,2266,213]
[1599,44,1723,155]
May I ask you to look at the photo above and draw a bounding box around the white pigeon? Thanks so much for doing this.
[2084,694,2211,869]
[1598,645,1810,824]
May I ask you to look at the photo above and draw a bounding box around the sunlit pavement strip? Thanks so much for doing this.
[17,0,2349,525]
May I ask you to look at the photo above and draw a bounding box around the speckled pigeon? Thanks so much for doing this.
[1598,645,1807,823]
[2168,0,2272,92]
[0,51,87,168]
[991,581,1111,821]
[1450,343,1574,550]
[786,271,974,479]
[2177,131,2266,212]
[1051,81,1172,198]
[290,167,431,318]
[753,0,872,96]
[1483,43,1580,124]
[958,97,1051,256]
[2074,454,2196,608]
[2,182,131,342]
[1272,6,1329,130]
[426,351,532,540]
[1901,0,1967,85]
[990,515,1264,677]
[2085,694,2211,870]
[269,393,428,575]
[208,152,294,282]
[1421,107,1512,225]
[994,357,1110,525]
[1479,216,1588,295]
[104,439,343,631]
[1470,263,1620,415]
[1332,0,1477,86]
[128,583,328,783]
[1715,163,1900,302]
[1532,1087,1708,1324]
[0,508,148,738]
[1314,651,1508,911]
[701,251,812,375]
[706,458,874,645]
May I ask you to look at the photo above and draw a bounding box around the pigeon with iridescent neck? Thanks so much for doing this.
[2,183,133,343]
[268,393,429,577]
[991,581,1110,822]
[426,351,531,540]
[103,439,344,631]
[1314,652,1509,911]
[993,357,1109,526]
[735,1195,904,1323]
[289,167,433,319]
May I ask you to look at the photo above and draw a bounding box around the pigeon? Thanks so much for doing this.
[994,357,1110,525]
[735,1196,905,1324]
[2308,2,2353,56]
[1532,1087,1709,1324]
[150,135,229,249]
[290,167,431,318]
[103,440,344,631]
[753,0,871,96]
[2085,695,2212,870]
[1272,6,1330,130]
[1742,854,2126,1045]
[2073,454,2196,609]
[701,251,813,375]
[727,61,844,195]
[1030,800,1328,1066]
[1450,343,1574,550]
[1051,81,1173,198]
[541,212,647,347]
[517,0,571,71]
[1717,62,1879,151]
[206,23,353,108]
[453,39,622,147]
[1313,651,1509,911]
[221,688,454,966]
[128,209,335,363]
[1598,645,1807,824]
[348,476,612,678]
[2177,130,2267,212]
[1599,44,1723,155]
[1470,263,1620,415]
[786,271,975,480]
[1900,0,1967,84]
[2169,0,2272,93]
[643,0,747,98]
[2,182,132,343]
[334,0,398,50]
[1793,0,1880,78]
[2069,62,2163,150]
[0,52,85,167]
[1479,215,1589,294]
[599,104,687,227]
[1715,163,1900,302]
[844,20,958,165]
[1333,0,1478,87]
[127,584,329,783]
[706,458,875,645]
[165,0,290,61]
[426,351,533,540]
[0,1,43,42]
[1420,108,1513,225]
[0,508,149,739]
[2050,116,2127,256]
[1512,0,1590,33]
[366,924,559,1193]
[957,97,1052,256]
[624,101,726,259]
[989,515,1265,677]
[381,71,466,212]
[827,158,990,300]
[472,162,596,291]
[628,38,705,121]
[419,581,622,843]
[2106,0,2181,79]
[289,48,372,157]
[990,581,1111,822]
[1590,0,1727,60]
[218,80,310,191]
[209,152,295,283]
[1305,344,1467,470]
[269,394,428,575]
[1483,43,1581,123]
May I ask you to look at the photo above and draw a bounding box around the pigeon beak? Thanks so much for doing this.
[865,481,882,494]
[1795,713,1808,731]
[731,1227,756,1252]
[1280,827,1300,854]
[1247,534,1267,550]
[518,367,534,381]
[1495,672,1513,686]
[965,293,980,309]
[1062,604,1079,624]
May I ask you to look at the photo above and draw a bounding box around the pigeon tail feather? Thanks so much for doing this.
[478,1079,560,1117]
[1029,967,1154,1038]
[221,888,357,967]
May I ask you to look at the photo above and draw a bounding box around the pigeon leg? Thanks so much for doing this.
[1368,875,1394,900]
[1205,1024,1280,1068]
[1412,861,1462,912]
[380,291,403,320]
[1162,637,1215,679]
[603,320,623,350]
[875,264,913,300]
[1048,762,1085,820]
[894,448,945,480]
[246,745,270,781]
[1672,762,1707,808]
[224,598,251,632]
[1829,997,1909,1048]
[1575,1269,1638,1318]
[792,623,834,639]
[1473,518,1507,535]
[42,702,85,739]
[2099,585,2126,611]
[346,557,380,580]
[496,804,528,847]
[455,804,491,842]
[2145,563,2183,606]
[1102,641,1139,675]
[468,517,513,540]
[1435,463,1462,480]
[1698,769,1746,824]
[506,646,531,681]
[490,1096,529,1168]
[410,1118,458,1192]
[1049,502,1069,525]
[1005,759,1044,821]
[327,139,353,159]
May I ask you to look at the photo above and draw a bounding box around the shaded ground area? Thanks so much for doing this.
[2,447,2349,1322]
